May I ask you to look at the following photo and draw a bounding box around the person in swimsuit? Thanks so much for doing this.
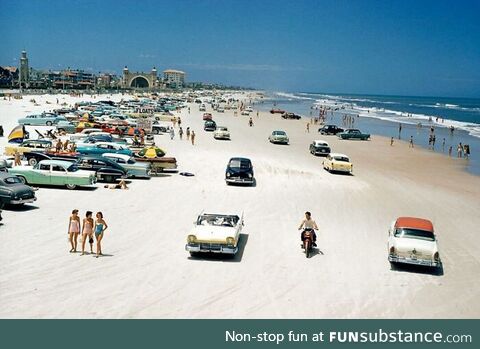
[68,209,81,252]
[94,212,108,258]
[81,211,94,255]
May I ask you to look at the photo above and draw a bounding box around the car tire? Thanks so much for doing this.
[46,121,53,126]
[189,252,200,257]
[103,175,115,183]
[153,129,160,134]
[28,157,38,166]
[17,176,28,184]
[66,183,77,190]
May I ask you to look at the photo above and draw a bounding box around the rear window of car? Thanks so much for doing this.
[333,156,349,162]
[394,228,435,241]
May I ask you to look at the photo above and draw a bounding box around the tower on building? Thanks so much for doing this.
[19,50,30,88]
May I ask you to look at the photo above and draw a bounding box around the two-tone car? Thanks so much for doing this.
[388,217,442,269]
[102,153,151,178]
[338,128,370,140]
[309,140,331,156]
[0,172,37,206]
[268,130,289,145]
[323,153,353,174]
[185,212,244,256]
[318,124,344,135]
[225,157,254,185]
[76,142,133,156]
[213,126,230,140]
[76,156,127,182]
[18,113,66,126]
[4,139,53,156]
[9,160,97,190]
[281,112,301,120]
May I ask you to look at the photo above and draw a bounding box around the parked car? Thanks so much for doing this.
[151,124,172,134]
[318,124,344,135]
[269,130,289,144]
[213,126,231,140]
[4,139,53,156]
[281,112,301,120]
[56,120,77,133]
[241,110,250,116]
[204,120,217,131]
[9,160,97,190]
[199,104,206,112]
[76,142,133,156]
[217,106,225,113]
[309,140,331,156]
[0,172,37,206]
[245,106,253,113]
[338,128,370,140]
[323,153,353,174]
[270,109,285,114]
[18,113,66,126]
[76,156,127,182]
[202,113,213,121]
[23,151,78,167]
[225,157,254,185]
[102,153,151,178]
[185,212,244,256]
[388,217,442,269]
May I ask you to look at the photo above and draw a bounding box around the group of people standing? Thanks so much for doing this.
[68,210,108,258]
[170,116,196,145]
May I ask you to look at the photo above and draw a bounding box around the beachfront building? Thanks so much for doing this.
[18,51,30,88]
[163,69,185,88]
[121,66,158,89]
[0,66,18,88]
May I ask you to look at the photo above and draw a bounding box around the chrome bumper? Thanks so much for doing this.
[10,197,36,205]
[225,177,254,184]
[389,255,441,268]
[185,244,238,254]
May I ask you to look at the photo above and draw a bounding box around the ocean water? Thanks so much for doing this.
[256,92,480,176]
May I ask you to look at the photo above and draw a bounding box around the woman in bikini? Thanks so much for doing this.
[68,209,81,252]
[81,211,94,255]
[94,212,108,258]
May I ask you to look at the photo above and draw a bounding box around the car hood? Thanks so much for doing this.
[392,237,438,256]
[4,183,35,196]
[192,225,237,242]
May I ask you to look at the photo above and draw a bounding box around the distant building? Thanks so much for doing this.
[19,50,29,87]
[0,66,18,88]
[122,66,158,89]
[163,69,185,88]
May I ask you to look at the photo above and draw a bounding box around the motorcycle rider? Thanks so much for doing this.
[298,211,318,247]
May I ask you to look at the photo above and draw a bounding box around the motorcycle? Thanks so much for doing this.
[301,228,315,258]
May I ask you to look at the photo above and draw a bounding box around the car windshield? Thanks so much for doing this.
[3,176,22,184]
[274,131,286,136]
[198,215,239,227]
[333,156,349,162]
[229,159,251,169]
[394,228,435,241]
[67,164,80,172]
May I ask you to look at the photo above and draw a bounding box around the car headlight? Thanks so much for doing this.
[247,173,252,178]
[226,172,231,177]
[226,237,235,246]
[187,235,197,243]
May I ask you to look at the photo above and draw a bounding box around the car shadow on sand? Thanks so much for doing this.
[390,263,444,276]
[188,233,249,263]
[2,204,39,212]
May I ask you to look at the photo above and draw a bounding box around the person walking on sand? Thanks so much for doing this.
[68,209,81,253]
[14,150,22,166]
[306,123,310,133]
[249,117,253,127]
[409,136,414,148]
[172,117,177,128]
[390,137,394,146]
[94,212,108,258]
[178,117,182,128]
[191,130,196,145]
[398,123,402,139]
[170,127,175,140]
[179,127,184,140]
[81,211,94,255]
[186,127,191,140]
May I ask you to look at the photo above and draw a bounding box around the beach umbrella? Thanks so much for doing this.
[8,125,28,143]
[138,146,165,158]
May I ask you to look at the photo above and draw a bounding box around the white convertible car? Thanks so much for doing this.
[186,212,244,256]
[388,217,442,269]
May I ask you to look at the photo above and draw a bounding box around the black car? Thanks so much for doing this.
[281,112,302,120]
[23,151,78,166]
[309,140,331,156]
[225,157,254,185]
[204,120,217,131]
[318,124,344,135]
[0,172,36,207]
[76,156,127,182]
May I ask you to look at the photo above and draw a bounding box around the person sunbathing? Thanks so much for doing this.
[104,179,129,190]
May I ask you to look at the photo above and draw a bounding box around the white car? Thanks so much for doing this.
[185,212,244,256]
[268,130,289,144]
[217,106,225,113]
[388,217,442,269]
[199,104,206,112]
[213,126,231,140]
[241,110,250,116]
[245,106,253,113]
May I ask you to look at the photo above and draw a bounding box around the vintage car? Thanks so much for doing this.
[213,126,231,140]
[204,120,217,132]
[151,124,172,134]
[9,160,97,190]
[199,104,207,112]
[23,151,78,166]
[268,130,289,144]
[241,110,250,116]
[245,106,253,113]
[56,120,77,133]
[76,156,127,182]
[388,217,442,269]
[76,142,133,156]
[309,140,331,156]
[225,157,254,185]
[202,113,213,121]
[185,212,244,256]
[4,139,53,156]
[0,172,37,206]
[102,153,151,178]
[323,153,353,174]
[18,113,66,126]
[338,128,371,140]
[217,106,225,113]
[281,112,301,120]
[318,124,344,135]
[270,109,285,114]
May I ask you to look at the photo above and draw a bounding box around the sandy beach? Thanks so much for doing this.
[1,93,479,319]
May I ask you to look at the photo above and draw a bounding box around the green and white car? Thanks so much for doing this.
[9,160,97,190]
[268,130,289,145]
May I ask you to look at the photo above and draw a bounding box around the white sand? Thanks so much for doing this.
[0,93,479,318]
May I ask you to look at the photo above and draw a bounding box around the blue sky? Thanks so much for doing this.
[1,0,479,97]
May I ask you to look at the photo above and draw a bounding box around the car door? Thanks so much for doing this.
[51,164,68,185]
[33,163,52,185]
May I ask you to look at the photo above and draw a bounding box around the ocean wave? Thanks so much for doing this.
[274,92,314,101]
